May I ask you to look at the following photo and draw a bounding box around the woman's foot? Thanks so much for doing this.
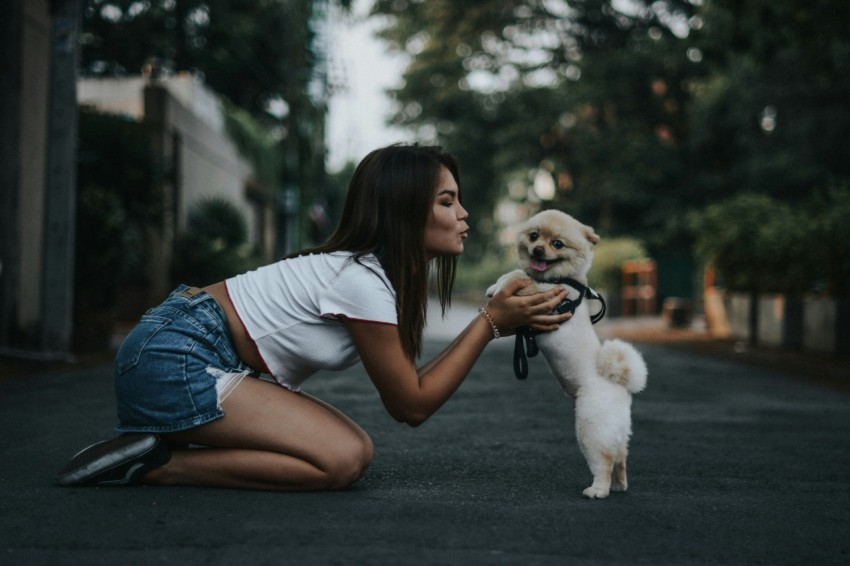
[55,434,171,487]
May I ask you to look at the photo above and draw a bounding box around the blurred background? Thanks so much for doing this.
[2,0,849,361]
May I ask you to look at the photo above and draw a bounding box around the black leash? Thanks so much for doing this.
[513,327,539,381]
[512,278,607,380]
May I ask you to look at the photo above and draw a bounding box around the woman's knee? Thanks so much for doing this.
[323,434,373,490]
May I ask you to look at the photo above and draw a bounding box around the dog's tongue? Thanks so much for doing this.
[530,259,548,272]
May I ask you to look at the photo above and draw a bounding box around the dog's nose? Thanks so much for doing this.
[533,246,545,258]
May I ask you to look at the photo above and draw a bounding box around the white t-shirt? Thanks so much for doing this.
[225,251,398,391]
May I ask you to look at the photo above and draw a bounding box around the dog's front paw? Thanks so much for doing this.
[485,283,499,298]
[486,269,531,297]
[582,485,610,499]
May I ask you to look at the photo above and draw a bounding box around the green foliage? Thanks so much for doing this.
[75,109,157,311]
[371,0,850,297]
[689,14,850,202]
[79,0,850,297]
[221,98,281,187]
[689,193,811,294]
[80,0,351,251]
[451,251,516,298]
[587,238,649,295]
[79,0,346,125]
[372,0,700,256]
[810,183,850,295]
[172,197,263,286]
[319,161,357,237]
[75,186,145,310]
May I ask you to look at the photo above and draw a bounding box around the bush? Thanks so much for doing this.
[587,238,649,295]
[172,197,262,286]
[221,99,281,188]
[810,183,850,295]
[75,185,145,311]
[451,251,516,300]
[75,109,156,312]
[689,193,814,294]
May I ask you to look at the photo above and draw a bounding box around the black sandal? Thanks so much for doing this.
[55,434,171,487]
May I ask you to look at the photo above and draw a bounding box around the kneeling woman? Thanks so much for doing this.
[56,144,569,491]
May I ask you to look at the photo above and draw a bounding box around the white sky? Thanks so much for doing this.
[325,0,410,172]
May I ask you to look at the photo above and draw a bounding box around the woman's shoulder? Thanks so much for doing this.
[334,252,386,280]
[316,252,397,312]
[325,253,394,297]
[285,251,385,282]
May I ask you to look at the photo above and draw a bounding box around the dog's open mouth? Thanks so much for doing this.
[530,258,557,272]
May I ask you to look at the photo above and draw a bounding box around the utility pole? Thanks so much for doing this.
[40,0,81,355]
[0,0,24,351]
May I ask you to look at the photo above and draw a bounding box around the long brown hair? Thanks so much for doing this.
[293,144,461,360]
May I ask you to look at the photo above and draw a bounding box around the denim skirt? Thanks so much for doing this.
[113,285,253,434]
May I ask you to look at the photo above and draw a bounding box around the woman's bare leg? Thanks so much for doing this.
[144,377,373,491]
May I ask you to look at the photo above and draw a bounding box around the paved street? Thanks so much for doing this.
[1,308,849,565]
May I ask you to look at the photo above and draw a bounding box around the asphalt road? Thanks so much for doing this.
[1,319,849,565]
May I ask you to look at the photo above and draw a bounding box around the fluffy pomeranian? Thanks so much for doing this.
[487,209,648,499]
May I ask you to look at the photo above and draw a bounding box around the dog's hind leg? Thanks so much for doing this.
[582,450,614,499]
[611,448,628,492]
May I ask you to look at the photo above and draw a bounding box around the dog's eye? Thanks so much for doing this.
[552,240,564,249]
[529,232,539,242]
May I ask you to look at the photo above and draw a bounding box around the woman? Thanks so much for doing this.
[56,144,569,491]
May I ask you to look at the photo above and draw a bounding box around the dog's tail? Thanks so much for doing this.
[596,339,648,393]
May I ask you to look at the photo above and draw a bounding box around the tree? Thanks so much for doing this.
[80,0,354,251]
[371,0,850,306]
[371,0,702,255]
[689,0,850,203]
[75,110,157,312]
[689,193,811,294]
[81,0,348,123]
[172,197,263,286]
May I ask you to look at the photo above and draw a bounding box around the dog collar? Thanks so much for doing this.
[512,277,607,380]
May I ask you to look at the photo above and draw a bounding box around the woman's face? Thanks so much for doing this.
[424,166,469,260]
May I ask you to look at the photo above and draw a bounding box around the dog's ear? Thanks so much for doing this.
[583,225,600,245]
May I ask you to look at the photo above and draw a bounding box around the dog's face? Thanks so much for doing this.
[516,210,600,281]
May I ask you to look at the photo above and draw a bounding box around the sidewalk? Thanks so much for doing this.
[1,303,849,564]
[429,300,850,391]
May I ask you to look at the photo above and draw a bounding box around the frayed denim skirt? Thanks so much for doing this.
[113,285,253,434]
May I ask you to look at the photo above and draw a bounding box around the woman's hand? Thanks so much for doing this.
[346,277,568,426]
[484,277,570,335]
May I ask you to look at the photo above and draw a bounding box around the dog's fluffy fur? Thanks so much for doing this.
[487,210,648,499]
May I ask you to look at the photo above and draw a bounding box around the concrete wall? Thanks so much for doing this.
[725,291,844,355]
[17,0,51,333]
[77,76,146,119]
[802,297,836,353]
[79,76,274,305]
[726,292,752,343]
[1,0,79,356]
[78,74,224,132]
[79,76,263,249]
[145,84,255,236]
[757,295,785,347]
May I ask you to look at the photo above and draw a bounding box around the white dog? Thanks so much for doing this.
[487,210,648,499]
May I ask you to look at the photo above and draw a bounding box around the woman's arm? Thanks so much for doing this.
[344,278,569,426]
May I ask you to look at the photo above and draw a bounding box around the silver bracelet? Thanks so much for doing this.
[478,307,501,339]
